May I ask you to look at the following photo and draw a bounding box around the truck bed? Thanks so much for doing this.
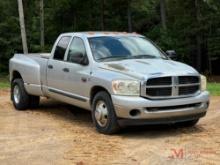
[26,53,51,59]
[9,53,51,96]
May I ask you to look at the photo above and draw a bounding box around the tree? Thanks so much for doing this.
[160,0,167,30]
[101,0,105,30]
[17,0,28,54]
[0,0,220,74]
[127,0,132,32]
[40,0,44,51]
[195,0,202,72]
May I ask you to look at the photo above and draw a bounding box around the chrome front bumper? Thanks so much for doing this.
[111,91,209,121]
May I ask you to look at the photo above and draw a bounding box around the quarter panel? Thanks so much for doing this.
[10,54,48,96]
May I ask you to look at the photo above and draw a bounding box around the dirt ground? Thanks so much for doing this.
[0,89,219,165]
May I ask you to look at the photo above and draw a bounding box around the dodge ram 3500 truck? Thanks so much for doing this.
[9,32,209,134]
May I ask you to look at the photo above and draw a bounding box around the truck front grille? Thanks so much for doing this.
[146,87,172,96]
[143,76,200,99]
[179,76,199,84]
[179,85,200,95]
[147,77,172,85]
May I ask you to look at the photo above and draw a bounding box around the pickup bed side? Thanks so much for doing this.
[10,53,50,96]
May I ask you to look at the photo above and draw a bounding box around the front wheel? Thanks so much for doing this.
[92,91,120,134]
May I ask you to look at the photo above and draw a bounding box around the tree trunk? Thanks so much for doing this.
[196,35,202,72]
[74,13,77,31]
[17,0,28,54]
[160,0,167,30]
[40,0,44,51]
[208,53,212,74]
[207,40,212,74]
[101,0,105,30]
[127,0,132,32]
[195,0,202,72]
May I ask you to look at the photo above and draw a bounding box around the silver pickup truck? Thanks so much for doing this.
[9,32,209,134]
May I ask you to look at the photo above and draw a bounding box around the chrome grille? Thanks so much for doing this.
[146,87,171,96]
[143,76,200,99]
[179,85,200,95]
[179,76,199,84]
[147,77,172,85]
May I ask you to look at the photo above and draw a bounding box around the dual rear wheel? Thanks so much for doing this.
[11,79,40,110]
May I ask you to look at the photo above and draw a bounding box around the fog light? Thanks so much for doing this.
[129,109,141,117]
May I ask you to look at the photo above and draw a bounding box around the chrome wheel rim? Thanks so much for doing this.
[95,100,108,127]
[13,85,21,104]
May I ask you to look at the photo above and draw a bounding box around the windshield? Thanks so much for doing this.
[88,36,167,62]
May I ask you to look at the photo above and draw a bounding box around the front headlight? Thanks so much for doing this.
[112,80,140,96]
[200,75,207,91]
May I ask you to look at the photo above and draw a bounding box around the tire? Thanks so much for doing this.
[11,78,40,110]
[29,95,40,109]
[92,91,120,134]
[176,119,199,127]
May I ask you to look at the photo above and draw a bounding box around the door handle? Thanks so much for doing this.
[63,68,70,72]
[81,77,87,82]
[48,65,53,69]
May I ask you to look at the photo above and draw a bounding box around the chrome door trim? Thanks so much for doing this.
[48,87,88,102]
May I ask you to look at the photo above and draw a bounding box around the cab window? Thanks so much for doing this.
[67,37,88,65]
[53,36,71,60]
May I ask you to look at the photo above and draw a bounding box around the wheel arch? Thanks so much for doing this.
[90,86,111,106]
[11,70,23,82]
[10,71,23,100]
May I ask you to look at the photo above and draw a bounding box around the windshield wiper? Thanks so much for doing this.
[97,54,164,62]
[97,55,130,61]
[131,54,158,59]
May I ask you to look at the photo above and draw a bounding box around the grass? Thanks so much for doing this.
[207,83,220,96]
[0,75,220,95]
[0,74,10,89]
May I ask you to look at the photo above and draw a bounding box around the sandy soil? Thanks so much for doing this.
[0,89,219,165]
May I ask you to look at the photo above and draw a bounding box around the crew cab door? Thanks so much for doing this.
[47,35,91,106]
[61,36,90,100]
[47,35,71,95]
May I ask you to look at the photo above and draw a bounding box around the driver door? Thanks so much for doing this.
[61,36,91,100]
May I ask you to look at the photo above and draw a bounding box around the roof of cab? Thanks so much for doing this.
[61,31,144,38]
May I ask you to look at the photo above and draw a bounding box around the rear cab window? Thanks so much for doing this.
[53,36,71,60]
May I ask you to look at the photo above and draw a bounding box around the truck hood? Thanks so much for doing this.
[98,59,199,80]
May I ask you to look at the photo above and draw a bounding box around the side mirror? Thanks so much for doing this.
[166,50,177,60]
[81,56,89,66]
[68,51,89,65]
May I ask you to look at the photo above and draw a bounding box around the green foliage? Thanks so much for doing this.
[0,0,220,73]
[0,1,21,72]
[207,83,220,96]
[0,74,10,89]
[0,82,10,89]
